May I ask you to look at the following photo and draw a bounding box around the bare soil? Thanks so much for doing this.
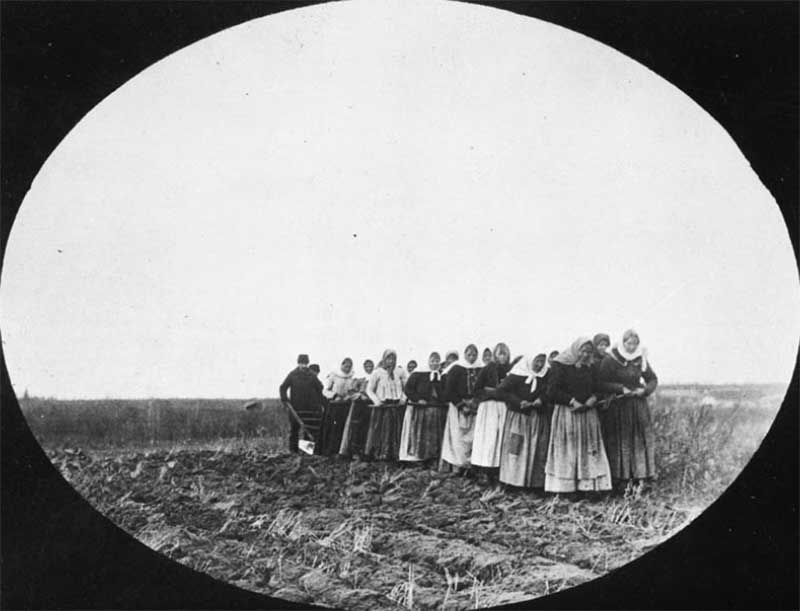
[50,444,701,610]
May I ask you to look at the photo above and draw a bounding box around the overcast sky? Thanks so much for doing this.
[1,0,798,399]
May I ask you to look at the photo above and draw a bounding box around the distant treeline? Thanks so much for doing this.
[20,398,287,447]
[658,383,785,402]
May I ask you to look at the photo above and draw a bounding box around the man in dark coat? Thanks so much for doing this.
[279,354,324,453]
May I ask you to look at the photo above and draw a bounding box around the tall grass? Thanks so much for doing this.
[651,392,774,498]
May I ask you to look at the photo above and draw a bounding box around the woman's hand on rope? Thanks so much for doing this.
[568,398,585,412]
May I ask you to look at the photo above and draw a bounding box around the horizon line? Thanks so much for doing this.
[14,380,792,402]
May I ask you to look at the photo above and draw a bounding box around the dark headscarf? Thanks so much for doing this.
[592,333,611,363]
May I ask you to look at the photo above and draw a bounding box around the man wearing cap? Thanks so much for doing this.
[279,354,324,453]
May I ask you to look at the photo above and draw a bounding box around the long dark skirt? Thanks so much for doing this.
[399,403,448,461]
[339,399,372,457]
[601,396,656,481]
[318,400,351,456]
[364,404,407,461]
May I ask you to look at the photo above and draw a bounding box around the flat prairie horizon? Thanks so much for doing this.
[13,381,791,403]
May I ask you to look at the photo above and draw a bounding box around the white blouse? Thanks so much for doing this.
[323,372,357,400]
[366,367,407,405]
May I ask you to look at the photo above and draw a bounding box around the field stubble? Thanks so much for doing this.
[29,387,780,610]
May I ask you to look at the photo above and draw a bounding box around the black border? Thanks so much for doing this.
[2,2,798,609]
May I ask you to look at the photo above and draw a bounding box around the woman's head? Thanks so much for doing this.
[622,329,640,354]
[464,344,479,364]
[363,359,375,375]
[443,350,459,367]
[428,352,442,371]
[482,348,492,365]
[593,333,610,356]
[532,353,547,373]
[381,349,397,370]
[553,337,594,367]
[577,341,594,364]
[406,360,418,373]
[493,342,511,365]
[341,358,353,374]
[548,350,559,364]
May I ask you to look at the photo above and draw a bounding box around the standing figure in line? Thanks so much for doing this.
[318,357,358,456]
[590,332,613,416]
[278,353,324,454]
[440,349,459,372]
[339,359,375,458]
[596,329,658,490]
[440,343,483,474]
[544,337,612,496]
[471,342,513,485]
[364,349,408,461]
[592,334,611,365]
[399,351,448,467]
[495,353,552,490]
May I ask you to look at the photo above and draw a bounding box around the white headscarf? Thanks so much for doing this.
[333,359,354,379]
[416,352,445,382]
[613,329,649,371]
[553,337,594,368]
[509,353,550,390]
[454,343,483,371]
[377,348,401,380]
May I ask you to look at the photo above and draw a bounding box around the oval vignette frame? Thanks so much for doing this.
[1,2,798,610]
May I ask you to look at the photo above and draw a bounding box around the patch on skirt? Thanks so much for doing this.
[507,433,524,456]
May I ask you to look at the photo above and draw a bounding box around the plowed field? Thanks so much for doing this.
[52,445,698,610]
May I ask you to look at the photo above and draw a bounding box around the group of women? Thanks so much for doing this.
[300,330,658,496]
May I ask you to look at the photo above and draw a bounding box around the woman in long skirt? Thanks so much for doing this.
[364,349,408,461]
[440,344,483,473]
[339,359,375,458]
[399,351,448,466]
[471,342,512,483]
[495,353,552,489]
[596,329,658,487]
[544,337,612,495]
[317,358,358,456]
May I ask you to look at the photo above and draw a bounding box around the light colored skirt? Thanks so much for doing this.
[499,405,553,488]
[399,404,448,462]
[601,396,657,481]
[471,400,508,468]
[544,404,612,493]
[440,403,475,467]
[364,404,406,461]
